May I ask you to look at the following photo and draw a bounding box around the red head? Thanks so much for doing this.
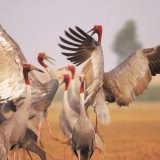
[79,74,85,93]
[57,64,76,79]
[23,63,44,85]
[88,24,102,44]
[67,65,76,79]
[38,52,56,68]
[59,73,70,91]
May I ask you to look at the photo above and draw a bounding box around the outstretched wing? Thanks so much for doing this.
[0,25,26,104]
[103,46,160,106]
[59,26,111,124]
[0,25,38,109]
[59,26,104,105]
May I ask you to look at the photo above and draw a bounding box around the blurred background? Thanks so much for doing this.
[0,0,160,159]
[0,0,160,101]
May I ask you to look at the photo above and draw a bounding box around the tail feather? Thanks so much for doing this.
[93,88,111,124]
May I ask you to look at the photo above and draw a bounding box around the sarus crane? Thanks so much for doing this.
[0,113,46,160]
[0,25,60,152]
[59,73,79,141]
[72,74,95,160]
[58,66,105,159]
[59,24,160,125]
[0,63,43,160]
[58,65,80,114]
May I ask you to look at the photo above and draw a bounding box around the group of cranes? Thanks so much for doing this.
[0,22,159,160]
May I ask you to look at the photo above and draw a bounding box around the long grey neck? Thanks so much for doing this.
[79,92,86,118]
[71,79,76,94]
[19,85,31,113]
[46,67,57,80]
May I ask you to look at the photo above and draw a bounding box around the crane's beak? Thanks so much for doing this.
[79,74,85,82]
[30,64,44,73]
[57,66,68,71]
[87,27,96,36]
[45,55,56,65]
[58,75,65,85]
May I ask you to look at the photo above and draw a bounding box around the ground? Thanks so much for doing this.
[9,102,160,160]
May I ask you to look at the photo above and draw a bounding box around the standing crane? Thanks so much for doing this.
[0,113,46,160]
[58,65,80,114]
[0,63,43,160]
[59,24,160,124]
[72,74,95,160]
[59,72,105,159]
[0,25,60,150]
[59,73,79,140]
[35,52,59,146]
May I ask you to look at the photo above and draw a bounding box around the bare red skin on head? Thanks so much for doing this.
[80,81,84,93]
[38,53,48,68]
[23,64,31,85]
[68,65,75,79]
[94,25,102,44]
[64,74,70,90]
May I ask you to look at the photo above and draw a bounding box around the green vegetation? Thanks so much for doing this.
[136,85,160,101]
[112,19,142,64]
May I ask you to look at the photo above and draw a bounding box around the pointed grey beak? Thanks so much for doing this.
[57,67,64,71]
[79,74,85,82]
[30,64,44,73]
[45,56,56,65]
[57,66,67,71]
[87,27,96,36]
[58,75,65,85]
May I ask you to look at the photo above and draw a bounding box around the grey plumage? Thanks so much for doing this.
[72,75,95,160]
[0,113,46,160]
[0,26,59,148]
[59,73,78,140]
[59,24,160,125]
[0,25,59,123]
[0,63,42,159]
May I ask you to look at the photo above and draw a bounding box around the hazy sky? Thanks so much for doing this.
[0,0,160,72]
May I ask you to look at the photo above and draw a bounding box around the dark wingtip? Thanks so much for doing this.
[61,52,70,56]
[58,44,65,49]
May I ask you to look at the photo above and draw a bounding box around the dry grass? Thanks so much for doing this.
[9,102,160,160]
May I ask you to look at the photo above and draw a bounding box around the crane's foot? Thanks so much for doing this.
[50,135,63,143]
[61,139,72,145]
[37,142,55,160]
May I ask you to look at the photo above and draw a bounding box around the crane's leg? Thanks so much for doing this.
[61,138,71,145]
[36,123,55,160]
[70,147,74,160]
[96,144,103,160]
[44,110,62,142]
[13,151,16,160]
[17,150,20,160]
[23,149,26,160]
[63,136,67,160]
[26,150,33,160]
[95,114,98,133]
[45,117,61,141]
[37,123,42,146]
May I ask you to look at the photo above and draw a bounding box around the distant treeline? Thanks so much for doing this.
[53,85,160,103]
[136,85,160,101]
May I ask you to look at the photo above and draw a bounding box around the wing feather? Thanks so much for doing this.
[59,26,110,124]
[0,25,38,107]
[103,46,160,106]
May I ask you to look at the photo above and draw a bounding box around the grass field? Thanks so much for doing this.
[10,101,160,160]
